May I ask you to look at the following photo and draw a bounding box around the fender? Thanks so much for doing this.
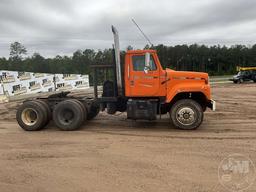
[166,81,211,103]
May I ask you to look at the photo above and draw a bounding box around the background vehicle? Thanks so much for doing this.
[230,67,256,83]
[16,26,216,131]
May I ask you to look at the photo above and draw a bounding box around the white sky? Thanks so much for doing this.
[0,0,256,57]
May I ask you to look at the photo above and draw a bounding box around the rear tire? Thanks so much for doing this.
[16,101,48,131]
[107,103,116,114]
[87,101,100,120]
[36,99,51,126]
[53,100,84,131]
[72,99,87,121]
[170,99,203,130]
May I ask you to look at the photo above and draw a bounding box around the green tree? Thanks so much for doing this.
[0,57,8,70]
[1,43,256,76]
[9,42,27,71]
[9,42,27,61]
[31,53,49,73]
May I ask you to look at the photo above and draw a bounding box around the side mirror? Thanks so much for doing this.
[144,66,150,74]
[144,52,150,74]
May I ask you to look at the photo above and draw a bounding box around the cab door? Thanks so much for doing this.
[128,53,160,96]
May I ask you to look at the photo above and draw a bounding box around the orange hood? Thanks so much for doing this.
[165,68,209,82]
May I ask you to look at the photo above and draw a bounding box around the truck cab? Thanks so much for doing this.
[125,50,166,97]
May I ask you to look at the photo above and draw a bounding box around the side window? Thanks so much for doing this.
[149,55,157,71]
[132,55,145,71]
[132,55,157,71]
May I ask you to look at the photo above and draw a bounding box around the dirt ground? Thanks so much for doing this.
[0,83,256,192]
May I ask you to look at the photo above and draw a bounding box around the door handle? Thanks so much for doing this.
[130,80,134,86]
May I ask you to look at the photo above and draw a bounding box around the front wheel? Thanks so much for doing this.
[170,99,203,130]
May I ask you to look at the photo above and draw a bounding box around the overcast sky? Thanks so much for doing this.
[0,0,256,57]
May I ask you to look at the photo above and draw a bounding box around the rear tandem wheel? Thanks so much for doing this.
[16,100,48,131]
[53,99,85,131]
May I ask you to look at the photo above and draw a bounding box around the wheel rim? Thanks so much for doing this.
[176,107,196,126]
[21,108,38,126]
[60,108,74,124]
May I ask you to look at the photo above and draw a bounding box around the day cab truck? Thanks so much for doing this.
[16,26,216,131]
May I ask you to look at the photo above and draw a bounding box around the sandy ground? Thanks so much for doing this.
[0,83,256,192]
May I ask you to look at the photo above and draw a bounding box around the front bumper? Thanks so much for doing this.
[207,99,216,111]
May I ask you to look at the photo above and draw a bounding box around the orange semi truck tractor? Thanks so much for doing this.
[16,26,216,131]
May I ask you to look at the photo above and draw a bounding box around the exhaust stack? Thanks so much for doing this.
[111,26,123,96]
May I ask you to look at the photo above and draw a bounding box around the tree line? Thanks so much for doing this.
[1,42,256,77]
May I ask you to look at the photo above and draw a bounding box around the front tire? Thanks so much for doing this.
[170,99,203,130]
